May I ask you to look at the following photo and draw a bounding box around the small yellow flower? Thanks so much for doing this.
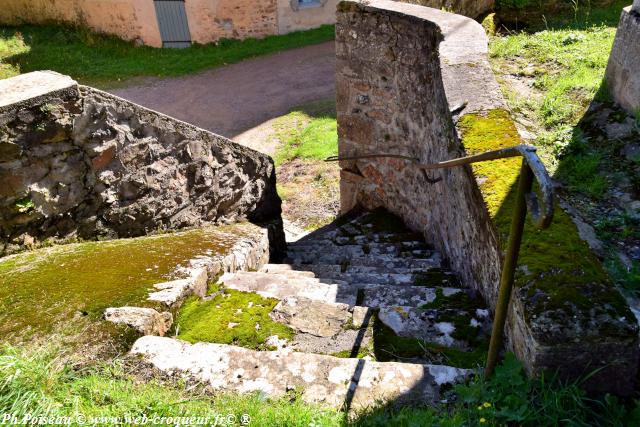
[483,402,492,408]
[480,418,487,423]
[477,406,483,411]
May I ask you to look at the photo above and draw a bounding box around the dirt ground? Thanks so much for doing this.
[111,42,336,139]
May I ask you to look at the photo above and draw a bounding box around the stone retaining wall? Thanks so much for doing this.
[336,0,639,394]
[0,71,283,256]
[605,5,640,114]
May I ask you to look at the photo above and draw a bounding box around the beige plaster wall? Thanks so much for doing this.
[0,0,162,47]
[185,0,278,45]
[277,0,338,34]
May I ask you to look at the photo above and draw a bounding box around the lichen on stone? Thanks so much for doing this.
[458,108,637,342]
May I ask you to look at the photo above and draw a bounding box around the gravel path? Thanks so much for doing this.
[111,42,336,140]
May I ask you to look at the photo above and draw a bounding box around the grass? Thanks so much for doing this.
[489,0,640,295]
[3,344,639,427]
[175,287,294,349]
[0,24,335,87]
[273,104,338,166]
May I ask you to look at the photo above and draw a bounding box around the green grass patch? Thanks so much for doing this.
[0,24,335,87]
[0,344,343,427]
[490,25,615,130]
[273,111,338,166]
[175,288,294,349]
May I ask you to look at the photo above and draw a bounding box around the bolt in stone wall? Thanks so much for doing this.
[0,71,284,256]
[605,5,640,114]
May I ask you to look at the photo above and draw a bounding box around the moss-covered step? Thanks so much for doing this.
[0,222,269,348]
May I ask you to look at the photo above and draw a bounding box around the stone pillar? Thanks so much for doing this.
[605,5,640,113]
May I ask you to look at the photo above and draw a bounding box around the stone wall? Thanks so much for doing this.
[337,0,501,320]
[605,5,640,114]
[0,71,283,256]
[396,0,494,19]
[186,0,279,45]
[336,0,639,394]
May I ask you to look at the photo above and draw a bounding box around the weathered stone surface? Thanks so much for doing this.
[396,1,495,25]
[362,286,461,308]
[220,271,357,305]
[0,72,283,256]
[104,307,172,336]
[605,7,640,114]
[131,336,472,411]
[0,71,78,112]
[336,0,501,309]
[378,306,489,349]
[270,297,354,337]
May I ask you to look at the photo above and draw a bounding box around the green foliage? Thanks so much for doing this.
[3,345,640,426]
[273,105,338,166]
[355,353,640,426]
[0,345,343,426]
[459,109,630,329]
[490,25,616,129]
[14,197,34,213]
[556,152,607,198]
[0,24,335,87]
[176,288,294,348]
[497,0,532,9]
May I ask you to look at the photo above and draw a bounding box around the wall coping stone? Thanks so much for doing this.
[0,71,79,113]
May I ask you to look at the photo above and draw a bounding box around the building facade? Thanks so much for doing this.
[0,0,339,48]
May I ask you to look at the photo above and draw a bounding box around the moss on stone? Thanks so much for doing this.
[175,287,294,349]
[413,270,461,287]
[371,315,486,369]
[458,109,635,340]
[0,224,255,344]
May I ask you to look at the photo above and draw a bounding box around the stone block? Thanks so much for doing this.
[103,307,172,336]
[605,7,640,114]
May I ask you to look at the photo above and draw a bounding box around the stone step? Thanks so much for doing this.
[287,245,434,258]
[219,271,357,305]
[223,269,466,307]
[285,251,436,266]
[260,263,438,276]
[288,240,428,251]
[378,306,490,350]
[268,295,487,352]
[131,336,472,411]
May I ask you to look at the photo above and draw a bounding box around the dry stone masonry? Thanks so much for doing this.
[606,2,640,114]
[0,71,283,256]
[336,0,639,394]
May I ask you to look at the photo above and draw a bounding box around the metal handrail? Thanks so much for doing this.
[326,144,554,377]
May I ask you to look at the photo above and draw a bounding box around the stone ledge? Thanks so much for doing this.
[131,336,472,411]
[0,71,78,113]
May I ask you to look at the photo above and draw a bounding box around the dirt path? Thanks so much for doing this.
[111,42,336,140]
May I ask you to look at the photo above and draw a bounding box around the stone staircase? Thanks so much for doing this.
[132,209,492,411]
